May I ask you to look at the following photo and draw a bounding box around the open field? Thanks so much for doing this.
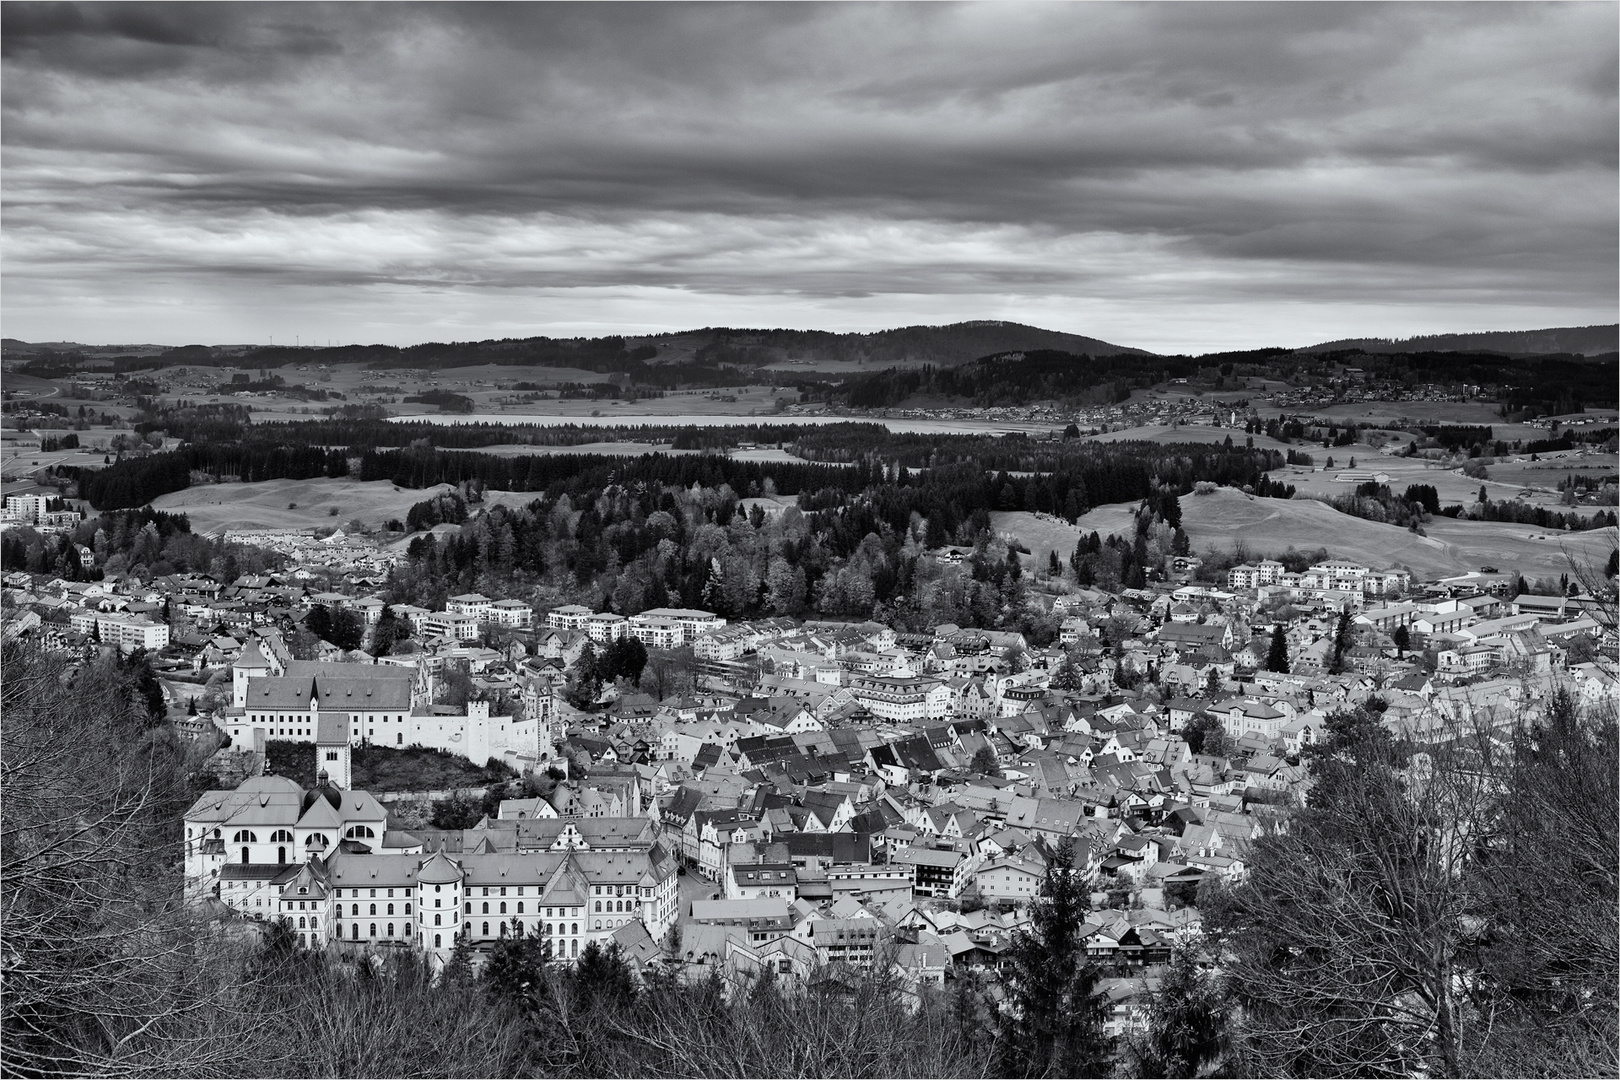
[1267,450,1616,514]
[1,373,62,395]
[1084,423,1295,451]
[1273,402,1560,444]
[419,441,841,466]
[1487,454,1618,492]
[146,477,538,536]
[1065,486,1617,580]
[1280,401,1505,426]
[1,441,101,480]
[989,511,1091,564]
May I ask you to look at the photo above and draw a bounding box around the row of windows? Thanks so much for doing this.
[350,902,412,916]
[465,923,581,954]
[251,714,408,725]
[338,923,409,939]
[222,828,369,846]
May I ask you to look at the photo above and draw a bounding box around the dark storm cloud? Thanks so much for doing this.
[1,1,1614,348]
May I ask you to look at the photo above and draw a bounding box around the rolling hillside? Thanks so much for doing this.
[642,321,1154,367]
[1065,487,1615,580]
[1302,324,1617,357]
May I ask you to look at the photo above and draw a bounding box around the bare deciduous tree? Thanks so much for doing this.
[1,641,275,1076]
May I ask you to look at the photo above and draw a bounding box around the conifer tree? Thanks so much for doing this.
[998,837,1110,1077]
[1265,624,1289,673]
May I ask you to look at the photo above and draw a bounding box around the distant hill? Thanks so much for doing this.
[1301,325,1617,358]
[641,321,1155,366]
[2,339,171,358]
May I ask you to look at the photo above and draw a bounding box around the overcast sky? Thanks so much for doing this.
[3,2,1615,353]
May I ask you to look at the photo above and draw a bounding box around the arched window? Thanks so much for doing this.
[594,901,601,912]
[352,904,359,916]
[546,923,553,936]
[387,923,394,937]
[269,829,294,843]
[352,924,359,939]
[369,904,376,916]
[345,825,376,840]
[298,916,306,929]
[370,923,377,937]
[434,934,442,948]
[499,902,506,914]
[387,903,394,915]
[571,923,578,936]
[571,939,578,958]
[481,902,489,914]
[232,830,258,843]
[310,916,318,930]
[397,733,403,745]
[306,834,329,851]
[482,922,489,936]
[277,847,287,864]
[516,902,524,914]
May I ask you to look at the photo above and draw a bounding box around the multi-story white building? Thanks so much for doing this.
[1363,569,1411,597]
[3,494,52,523]
[447,593,494,619]
[185,759,678,968]
[850,673,949,722]
[585,612,630,642]
[546,605,593,631]
[488,599,534,628]
[693,625,753,662]
[629,615,686,649]
[69,610,170,649]
[634,607,724,638]
[183,774,391,907]
[420,611,480,642]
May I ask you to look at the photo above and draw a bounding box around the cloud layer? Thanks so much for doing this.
[3,2,1615,351]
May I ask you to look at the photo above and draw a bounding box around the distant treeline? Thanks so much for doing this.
[835,351,1204,408]
[70,419,1285,538]
[77,445,347,509]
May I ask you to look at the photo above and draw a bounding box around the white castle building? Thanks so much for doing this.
[220,645,545,772]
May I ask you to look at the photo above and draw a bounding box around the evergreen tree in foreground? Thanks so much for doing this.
[998,837,1111,1077]
[1265,624,1289,673]
[1132,932,1230,1079]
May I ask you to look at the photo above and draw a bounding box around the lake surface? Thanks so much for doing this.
[391,413,1059,436]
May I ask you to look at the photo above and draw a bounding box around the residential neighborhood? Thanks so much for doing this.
[9,532,1610,1038]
